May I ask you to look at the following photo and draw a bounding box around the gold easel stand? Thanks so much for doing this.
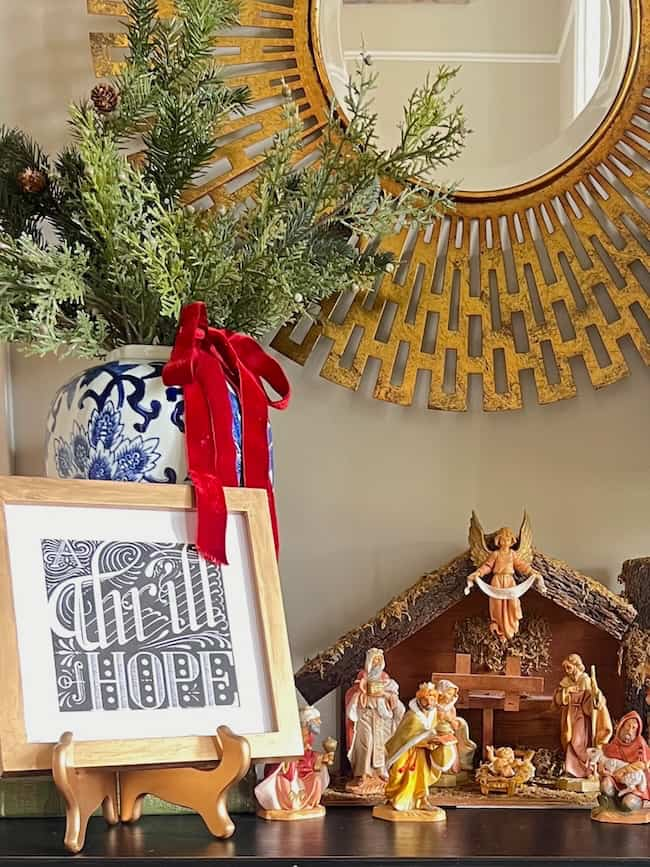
[52,731,119,854]
[120,726,251,836]
[53,726,251,854]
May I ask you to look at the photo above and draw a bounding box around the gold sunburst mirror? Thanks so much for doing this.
[88,0,649,410]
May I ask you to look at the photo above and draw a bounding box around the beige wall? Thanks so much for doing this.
[0,0,98,154]
[2,0,650,740]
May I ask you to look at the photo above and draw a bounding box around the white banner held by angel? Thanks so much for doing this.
[465,512,546,642]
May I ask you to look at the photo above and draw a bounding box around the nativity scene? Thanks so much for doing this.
[295,514,650,817]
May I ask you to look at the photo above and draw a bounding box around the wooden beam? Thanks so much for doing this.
[429,672,544,695]
[505,657,521,676]
[504,657,522,710]
[535,551,636,640]
[457,695,553,711]
[482,708,494,759]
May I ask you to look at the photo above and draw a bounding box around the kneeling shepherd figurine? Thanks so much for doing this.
[592,711,650,824]
[373,682,456,823]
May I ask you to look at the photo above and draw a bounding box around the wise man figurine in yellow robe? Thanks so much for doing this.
[372,682,456,823]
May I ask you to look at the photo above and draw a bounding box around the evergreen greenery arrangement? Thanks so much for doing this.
[0,0,467,357]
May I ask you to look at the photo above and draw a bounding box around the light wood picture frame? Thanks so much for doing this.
[0,476,302,774]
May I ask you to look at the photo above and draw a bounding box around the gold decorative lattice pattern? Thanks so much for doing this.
[88,0,650,410]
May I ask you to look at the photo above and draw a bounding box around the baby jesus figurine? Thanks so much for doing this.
[467,512,545,642]
[476,746,536,796]
[484,746,518,778]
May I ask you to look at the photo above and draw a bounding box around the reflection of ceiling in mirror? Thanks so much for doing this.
[323,0,630,191]
[340,0,573,60]
[344,0,475,4]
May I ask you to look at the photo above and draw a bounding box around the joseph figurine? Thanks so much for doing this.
[380,682,456,815]
[554,653,612,778]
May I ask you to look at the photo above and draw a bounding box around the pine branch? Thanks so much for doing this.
[125,0,158,64]
[143,74,249,203]
[108,0,251,204]
[0,126,53,242]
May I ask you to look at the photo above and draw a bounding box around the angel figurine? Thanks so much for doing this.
[466,511,545,642]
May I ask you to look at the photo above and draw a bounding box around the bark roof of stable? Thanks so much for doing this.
[294,548,638,705]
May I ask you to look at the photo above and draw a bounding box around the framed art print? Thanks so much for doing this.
[0,476,302,773]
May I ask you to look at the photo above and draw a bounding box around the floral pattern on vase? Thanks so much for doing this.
[53,408,163,482]
[45,349,264,485]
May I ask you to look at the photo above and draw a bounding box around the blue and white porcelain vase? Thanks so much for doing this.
[45,345,248,484]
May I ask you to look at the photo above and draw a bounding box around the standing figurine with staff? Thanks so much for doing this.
[553,654,613,788]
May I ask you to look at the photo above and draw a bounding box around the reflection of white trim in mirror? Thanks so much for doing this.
[318,0,349,107]
[551,0,629,176]
[574,0,608,115]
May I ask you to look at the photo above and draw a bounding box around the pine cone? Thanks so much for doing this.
[17,167,47,194]
[91,83,119,114]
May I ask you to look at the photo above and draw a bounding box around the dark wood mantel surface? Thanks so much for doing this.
[0,808,649,865]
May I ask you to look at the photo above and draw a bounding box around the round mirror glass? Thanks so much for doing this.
[318,0,632,191]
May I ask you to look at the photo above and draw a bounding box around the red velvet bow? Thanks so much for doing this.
[162,302,290,565]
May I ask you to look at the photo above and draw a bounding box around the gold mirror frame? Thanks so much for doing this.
[88,0,649,410]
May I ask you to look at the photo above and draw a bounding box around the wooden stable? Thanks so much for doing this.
[385,590,626,753]
[296,544,638,759]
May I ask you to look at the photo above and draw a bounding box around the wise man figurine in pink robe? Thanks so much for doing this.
[345,647,405,794]
[255,706,336,820]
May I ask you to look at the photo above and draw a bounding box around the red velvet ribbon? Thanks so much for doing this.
[162,302,290,565]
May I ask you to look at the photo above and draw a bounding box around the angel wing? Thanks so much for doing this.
[468,511,492,568]
[515,510,534,567]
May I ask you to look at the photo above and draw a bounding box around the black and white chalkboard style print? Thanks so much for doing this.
[42,539,239,714]
[4,501,274,746]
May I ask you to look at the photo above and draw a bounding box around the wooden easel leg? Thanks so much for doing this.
[119,726,251,839]
[52,732,119,854]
